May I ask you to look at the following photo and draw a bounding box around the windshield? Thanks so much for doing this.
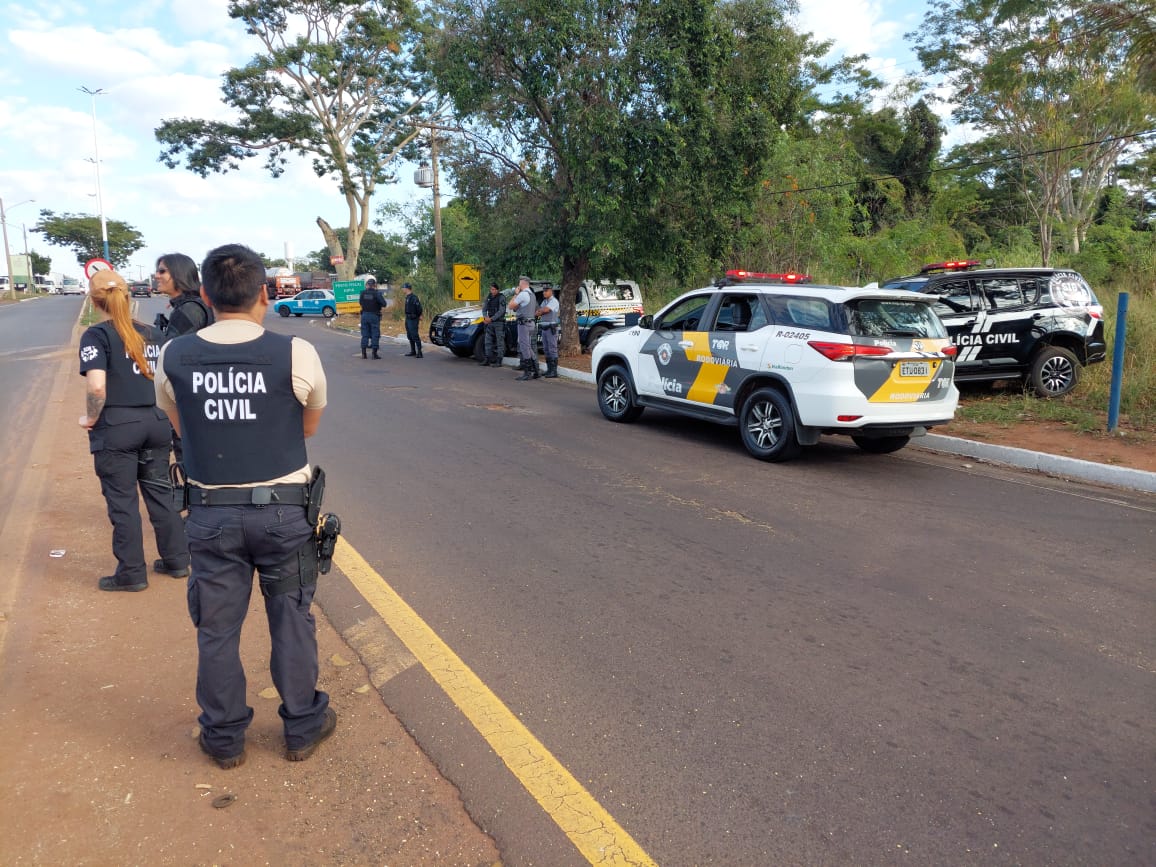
[846,298,947,339]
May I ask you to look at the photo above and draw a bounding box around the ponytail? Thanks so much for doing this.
[90,274,153,380]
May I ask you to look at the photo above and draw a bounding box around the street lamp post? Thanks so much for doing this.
[1,196,36,295]
[79,86,110,262]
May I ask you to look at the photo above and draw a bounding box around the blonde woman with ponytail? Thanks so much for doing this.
[79,270,188,592]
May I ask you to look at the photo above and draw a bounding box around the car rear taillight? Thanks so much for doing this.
[940,344,958,357]
[837,415,863,422]
[808,341,892,361]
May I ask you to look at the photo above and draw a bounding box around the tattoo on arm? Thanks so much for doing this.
[87,391,106,424]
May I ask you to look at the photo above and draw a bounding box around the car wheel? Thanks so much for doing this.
[584,325,608,352]
[322,306,336,318]
[597,365,644,422]
[1029,346,1080,397]
[472,333,486,362]
[738,388,801,462]
[277,307,290,317]
[852,435,910,454]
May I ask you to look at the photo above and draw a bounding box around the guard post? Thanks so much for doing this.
[1106,291,1129,433]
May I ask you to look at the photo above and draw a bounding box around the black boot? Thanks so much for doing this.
[515,358,532,381]
[544,359,558,378]
[415,341,423,358]
[405,341,416,357]
[530,358,540,379]
[372,348,381,359]
[362,347,367,359]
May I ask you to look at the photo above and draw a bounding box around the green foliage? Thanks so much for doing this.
[33,210,145,268]
[427,0,822,351]
[155,0,432,278]
[30,251,51,275]
[913,0,1156,264]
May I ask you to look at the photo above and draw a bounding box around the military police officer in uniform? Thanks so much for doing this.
[358,276,388,359]
[402,283,423,358]
[480,282,506,366]
[155,244,335,770]
[536,284,560,378]
[79,270,189,591]
[508,276,539,380]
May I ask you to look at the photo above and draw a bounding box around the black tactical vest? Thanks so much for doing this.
[163,331,306,485]
[95,321,161,407]
[360,287,383,314]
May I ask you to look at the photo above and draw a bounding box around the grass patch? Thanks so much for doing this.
[956,389,1104,432]
[80,298,101,326]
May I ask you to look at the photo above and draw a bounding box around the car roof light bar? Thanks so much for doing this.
[919,259,981,274]
[724,270,813,284]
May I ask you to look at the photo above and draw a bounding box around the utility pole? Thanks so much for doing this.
[413,125,446,286]
[1,196,35,295]
[79,87,110,262]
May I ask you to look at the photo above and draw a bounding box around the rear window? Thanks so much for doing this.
[845,299,947,339]
[764,296,836,331]
[591,283,638,302]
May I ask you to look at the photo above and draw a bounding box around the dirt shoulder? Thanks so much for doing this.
[0,346,499,866]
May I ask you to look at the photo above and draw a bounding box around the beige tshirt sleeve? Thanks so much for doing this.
[291,337,327,409]
[154,344,176,415]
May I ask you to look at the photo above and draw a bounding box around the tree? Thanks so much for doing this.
[156,0,432,280]
[30,251,51,276]
[34,211,145,268]
[914,0,1156,264]
[310,226,413,282]
[428,0,817,353]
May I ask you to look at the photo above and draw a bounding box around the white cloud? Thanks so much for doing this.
[796,0,903,60]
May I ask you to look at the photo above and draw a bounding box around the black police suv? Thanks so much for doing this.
[882,261,1106,397]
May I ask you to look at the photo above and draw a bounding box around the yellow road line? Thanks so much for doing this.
[334,537,657,867]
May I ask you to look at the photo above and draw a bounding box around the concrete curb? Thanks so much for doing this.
[915,433,1156,493]
[557,363,1155,494]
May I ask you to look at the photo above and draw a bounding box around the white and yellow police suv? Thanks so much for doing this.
[591,271,960,462]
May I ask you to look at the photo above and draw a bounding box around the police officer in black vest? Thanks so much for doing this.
[79,270,189,592]
[358,277,388,359]
[402,282,423,357]
[156,244,335,770]
[480,281,506,366]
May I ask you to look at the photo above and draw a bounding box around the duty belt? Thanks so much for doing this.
[187,484,309,507]
[517,318,535,323]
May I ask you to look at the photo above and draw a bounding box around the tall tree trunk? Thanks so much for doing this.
[558,252,590,357]
[316,217,352,281]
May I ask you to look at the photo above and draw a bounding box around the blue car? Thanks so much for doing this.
[274,289,337,319]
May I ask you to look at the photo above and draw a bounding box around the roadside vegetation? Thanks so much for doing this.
[146,0,1155,438]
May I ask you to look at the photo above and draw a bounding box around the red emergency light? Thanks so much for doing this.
[919,259,981,274]
[725,270,812,283]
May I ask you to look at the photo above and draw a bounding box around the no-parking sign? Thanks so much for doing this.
[84,258,113,280]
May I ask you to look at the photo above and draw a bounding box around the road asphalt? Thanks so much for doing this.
[1,317,1150,865]
[549,357,1156,494]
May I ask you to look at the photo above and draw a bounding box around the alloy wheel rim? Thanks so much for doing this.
[747,401,782,449]
[603,377,627,413]
[1040,358,1074,394]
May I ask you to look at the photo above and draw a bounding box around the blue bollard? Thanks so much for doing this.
[1106,292,1129,433]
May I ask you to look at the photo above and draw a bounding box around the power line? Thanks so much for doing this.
[766,128,1156,198]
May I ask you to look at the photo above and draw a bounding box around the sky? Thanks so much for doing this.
[0,0,937,283]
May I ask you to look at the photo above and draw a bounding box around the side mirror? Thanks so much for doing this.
[638,314,653,329]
